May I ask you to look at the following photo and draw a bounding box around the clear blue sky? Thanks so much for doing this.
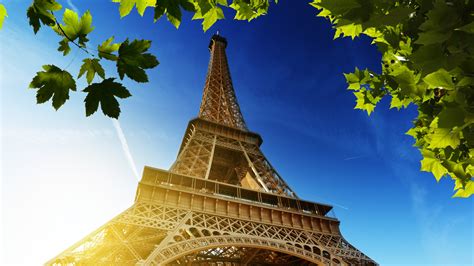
[1,1,473,265]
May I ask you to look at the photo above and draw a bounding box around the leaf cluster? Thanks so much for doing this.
[112,0,276,31]
[311,0,474,197]
[25,1,159,118]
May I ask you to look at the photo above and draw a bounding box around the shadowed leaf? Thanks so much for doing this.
[29,65,76,110]
[117,39,159,82]
[27,0,62,33]
[83,78,131,118]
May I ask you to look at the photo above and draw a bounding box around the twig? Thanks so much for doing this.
[53,16,92,56]
[49,11,119,59]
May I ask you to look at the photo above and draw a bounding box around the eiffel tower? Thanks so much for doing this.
[47,34,377,266]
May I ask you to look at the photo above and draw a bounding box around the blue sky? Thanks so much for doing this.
[1,0,473,265]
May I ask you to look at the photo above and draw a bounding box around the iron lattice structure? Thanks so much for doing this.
[47,35,377,266]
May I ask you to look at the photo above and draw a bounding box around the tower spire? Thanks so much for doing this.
[198,34,248,131]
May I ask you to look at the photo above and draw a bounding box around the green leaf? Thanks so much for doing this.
[83,78,131,118]
[334,23,363,39]
[192,0,212,20]
[457,77,474,87]
[0,4,7,29]
[229,0,268,21]
[230,2,255,21]
[53,9,94,46]
[113,0,155,17]
[423,69,455,90]
[179,0,195,12]
[117,39,159,82]
[415,30,452,45]
[153,1,166,21]
[420,150,448,181]
[353,90,380,115]
[418,0,458,33]
[29,65,76,110]
[315,0,361,16]
[150,0,196,28]
[344,67,370,90]
[437,106,465,128]
[363,7,414,28]
[453,181,473,198]
[27,0,62,34]
[136,0,153,15]
[202,6,224,32]
[390,66,419,97]
[467,165,474,176]
[410,44,447,75]
[98,37,121,61]
[78,58,106,84]
[118,0,135,17]
[166,0,182,28]
[428,128,461,149]
[58,39,71,55]
[390,95,411,110]
[456,21,474,34]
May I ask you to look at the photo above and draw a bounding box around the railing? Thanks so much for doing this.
[140,166,335,218]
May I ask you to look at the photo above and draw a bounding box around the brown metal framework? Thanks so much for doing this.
[199,35,247,131]
[47,35,377,266]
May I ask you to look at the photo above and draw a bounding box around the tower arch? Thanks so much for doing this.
[144,235,327,265]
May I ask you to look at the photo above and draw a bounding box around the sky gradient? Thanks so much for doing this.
[1,0,473,265]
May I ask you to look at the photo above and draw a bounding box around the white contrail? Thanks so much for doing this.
[112,119,140,180]
[66,0,80,13]
[331,202,349,210]
[343,155,366,161]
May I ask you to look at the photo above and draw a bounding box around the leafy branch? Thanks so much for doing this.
[111,0,276,31]
[26,0,159,118]
[311,0,474,198]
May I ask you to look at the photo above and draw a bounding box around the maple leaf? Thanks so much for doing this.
[78,58,106,84]
[83,78,131,118]
[117,39,159,82]
[453,181,473,198]
[423,69,455,90]
[428,128,461,149]
[98,37,121,61]
[53,9,94,48]
[27,0,62,33]
[29,65,76,110]
[193,5,225,32]
[112,0,156,17]
[420,150,448,181]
